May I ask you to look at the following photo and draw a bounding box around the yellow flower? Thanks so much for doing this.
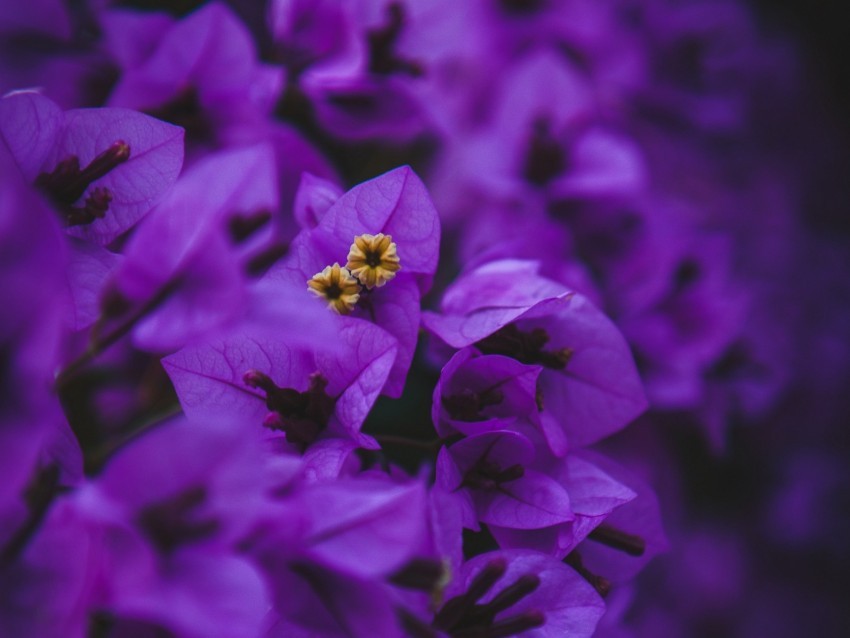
[346,233,401,289]
[307,263,361,314]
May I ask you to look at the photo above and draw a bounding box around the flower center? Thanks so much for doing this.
[522,117,567,186]
[307,263,361,314]
[462,458,525,491]
[137,486,219,554]
[243,370,336,448]
[474,324,573,370]
[442,386,505,422]
[35,140,130,226]
[145,86,215,143]
[228,210,272,243]
[346,233,401,289]
[432,558,545,637]
[367,2,424,77]
[498,0,547,15]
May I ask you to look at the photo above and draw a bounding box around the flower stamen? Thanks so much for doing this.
[346,233,401,289]
[307,263,361,314]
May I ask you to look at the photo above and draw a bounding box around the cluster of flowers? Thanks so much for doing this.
[1,0,831,636]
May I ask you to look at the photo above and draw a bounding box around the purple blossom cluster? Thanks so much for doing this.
[2,1,848,636]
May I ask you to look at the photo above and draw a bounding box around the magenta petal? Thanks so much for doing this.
[0,91,63,181]
[131,228,245,352]
[438,260,568,320]
[270,563,402,638]
[313,165,440,292]
[100,10,176,69]
[65,240,122,331]
[302,439,359,482]
[117,144,276,302]
[108,2,283,118]
[488,522,573,557]
[162,331,315,424]
[435,449,478,531]
[293,172,342,230]
[577,453,668,583]
[533,294,648,447]
[93,417,263,511]
[353,273,419,398]
[246,279,337,350]
[433,348,543,438]
[162,332,315,426]
[448,430,535,474]
[496,455,637,558]
[475,470,574,530]
[52,108,184,244]
[422,260,570,348]
[564,455,637,522]
[163,320,396,443]
[459,550,605,638]
[301,478,427,578]
[318,320,398,435]
[116,554,269,638]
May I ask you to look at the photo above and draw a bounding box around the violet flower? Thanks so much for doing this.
[431,49,645,221]
[247,474,430,637]
[432,347,638,558]
[0,90,184,244]
[163,319,396,478]
[0,144,82,492]
[275,0,432,142]
[436,429,574,533]
[418,549,607,638]
[423,259,647,450]
[68,416,272,637]
[105,2,283,146]
[432,347,543,441]
[266,165,440,397]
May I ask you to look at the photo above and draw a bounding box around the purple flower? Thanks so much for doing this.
[279,1,432,142]
[0,498,92,638]
[432,49,645,215]
[247,475,430,637]
[487,454,637,560]
[432,347,543,441]
[269,0,359,76]
[437,430,573,533]
[107,144,280,352]
[575,451,668,584]
[266,165,440,396]
[68,416,272,637]
[163,319,396,478]
[432,349,638,557]
[0,90,184,244]
[418,549,607,638]
[0,143,81,493]
[65,240,123,331]
[424,259,647,449]
[105,2,283,144]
